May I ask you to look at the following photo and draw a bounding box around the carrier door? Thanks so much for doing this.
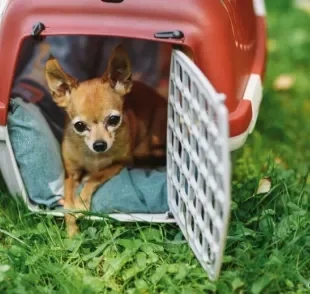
[167,49,231,280]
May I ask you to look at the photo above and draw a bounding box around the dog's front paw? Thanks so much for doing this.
[73,198,90,220]
[65,215,80,238]
[75,186,93,212]
[75,197,91,212]
[67,222,79,238]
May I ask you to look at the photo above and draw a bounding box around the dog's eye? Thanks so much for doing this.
[74,121,88,132]
[107,115,121,126]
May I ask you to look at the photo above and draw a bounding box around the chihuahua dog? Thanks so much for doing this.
[45,45,167,236]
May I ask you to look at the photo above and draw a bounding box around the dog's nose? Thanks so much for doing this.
[93,140,107,152]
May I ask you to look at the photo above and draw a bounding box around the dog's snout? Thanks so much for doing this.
[93,140,108,153]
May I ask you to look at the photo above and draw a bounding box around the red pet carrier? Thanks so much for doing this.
[0,0,267,280]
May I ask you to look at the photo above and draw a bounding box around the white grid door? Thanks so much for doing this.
[167,49,231,280]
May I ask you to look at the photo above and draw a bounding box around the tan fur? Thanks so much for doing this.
[45,45,167,237]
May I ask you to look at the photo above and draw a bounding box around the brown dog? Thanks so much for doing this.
[45,45,167,236]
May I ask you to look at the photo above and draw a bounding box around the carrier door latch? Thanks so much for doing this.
[101,0,124,2]
[32,22,46,40]
[154,30,184,40]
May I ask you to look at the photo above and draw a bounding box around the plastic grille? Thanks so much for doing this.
[167,50,231,280]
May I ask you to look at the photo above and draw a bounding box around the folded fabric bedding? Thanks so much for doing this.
[81,168,168,214]
[7,98,169,214]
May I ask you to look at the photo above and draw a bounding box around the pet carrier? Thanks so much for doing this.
[0,0,267,280]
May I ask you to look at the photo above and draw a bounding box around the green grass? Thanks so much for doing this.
[1,1,310,293]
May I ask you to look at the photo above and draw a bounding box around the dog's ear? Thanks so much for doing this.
[45,56,78,108]
[106,44,132,95]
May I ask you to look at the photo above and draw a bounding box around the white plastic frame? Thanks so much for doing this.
[167,49,231,280]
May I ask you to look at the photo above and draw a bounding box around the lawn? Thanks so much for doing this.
[0,1,309,293]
